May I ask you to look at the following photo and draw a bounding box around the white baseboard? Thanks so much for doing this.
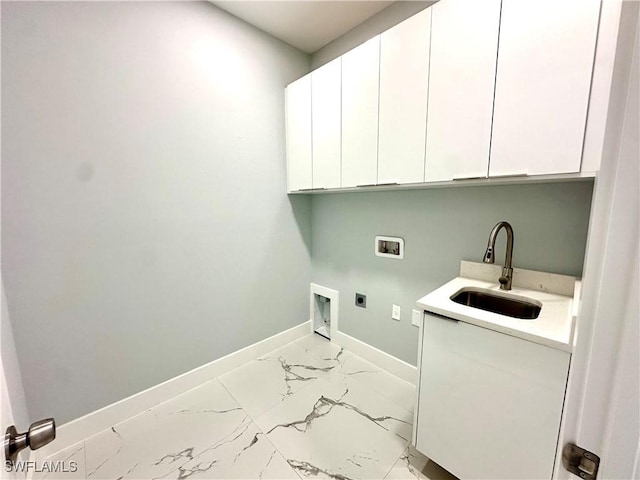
[333,331,417,385]
[36,321,311,459]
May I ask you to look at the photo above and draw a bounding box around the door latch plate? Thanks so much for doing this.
[562,443,600,480]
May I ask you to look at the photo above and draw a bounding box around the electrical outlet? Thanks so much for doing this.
[355,293,367,308]
[412,309,422,327]
[392,304,401,321]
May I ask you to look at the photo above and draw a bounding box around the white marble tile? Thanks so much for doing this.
[219,341,338,419]
[317,372,414,443]
[84,380,249,479]
[31,442,86,480]
[385,446,459,480]
[295,334,416,413]
[294,334,353,366]
[255,378,411,480]
[39,338,427,480]
[153,419,298,479]
[339,354,416,414]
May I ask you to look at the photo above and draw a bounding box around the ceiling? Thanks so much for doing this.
[211,1,395,54]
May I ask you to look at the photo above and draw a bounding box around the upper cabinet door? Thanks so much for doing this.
[489,0,601,177]
[341,36,381,187]
[378,8,431,185]
[285,74,312,191]
[425,0,501,182]
[312,58,341,189]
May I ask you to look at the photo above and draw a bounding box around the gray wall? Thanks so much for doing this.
[310,1,433,69]
[311,182,594,365]
[2,1,311,424]
[2,280,29,430]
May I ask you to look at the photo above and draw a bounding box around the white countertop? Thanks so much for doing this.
[416,275,578,352]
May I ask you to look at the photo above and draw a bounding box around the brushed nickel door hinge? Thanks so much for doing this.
[562,443,600,480]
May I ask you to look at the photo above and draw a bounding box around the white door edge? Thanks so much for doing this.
[555,3,639,478]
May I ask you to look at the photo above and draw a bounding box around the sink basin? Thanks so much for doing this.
[450,288,542,319]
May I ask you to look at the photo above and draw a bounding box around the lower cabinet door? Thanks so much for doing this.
[415,313,570,479]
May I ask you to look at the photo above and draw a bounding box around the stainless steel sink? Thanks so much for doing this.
[450,288,542,319]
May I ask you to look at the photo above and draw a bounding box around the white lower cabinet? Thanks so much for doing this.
[415,312,570,479]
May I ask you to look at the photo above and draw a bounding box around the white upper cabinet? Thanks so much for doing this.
[425,0,501,182]
[285,74,312,191]
[341,36,381,187]
[285,0,607,193]
[312,58,342,189]
[378,8,431,185]
[489,0,601,177]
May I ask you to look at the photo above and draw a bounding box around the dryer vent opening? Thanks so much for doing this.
[313,294,331,340]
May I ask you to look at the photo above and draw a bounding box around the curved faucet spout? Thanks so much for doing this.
[483,221,514,290]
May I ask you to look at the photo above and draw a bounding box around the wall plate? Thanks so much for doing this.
[412,309,422,327]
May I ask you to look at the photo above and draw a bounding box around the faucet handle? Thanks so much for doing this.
[499,276,509,285]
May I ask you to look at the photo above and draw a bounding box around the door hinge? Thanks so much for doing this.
[562,443,600,480]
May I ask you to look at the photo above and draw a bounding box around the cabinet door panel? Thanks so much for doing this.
[489,0,600,176]
[312,58,341,189]
[341,36,380,187]
[378,8,431,184]
[285,75,312,191]
[425,0,500,181]
[415,313,570,479]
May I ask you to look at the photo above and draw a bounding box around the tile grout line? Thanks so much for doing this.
[82,440,88,479]
[290,337,416,445]
[221,337,405,479]
[299,336,417,417]
[293,336,417,422]
[345,371,415,418]
[215,378,304,480]
[79,378,223,447]
[381,446,412,480]
[221,338,342,420]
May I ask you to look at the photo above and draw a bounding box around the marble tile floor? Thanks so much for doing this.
[33,334,458,480]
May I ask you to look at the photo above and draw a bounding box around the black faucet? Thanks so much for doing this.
[483,221,514,290]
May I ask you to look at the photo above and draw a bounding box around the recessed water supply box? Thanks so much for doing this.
[375,235,404,259]
[309,284,339,340]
